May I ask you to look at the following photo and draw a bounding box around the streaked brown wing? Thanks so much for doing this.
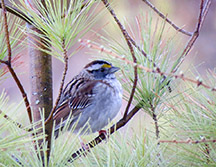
[53,80,99,123]
[53,100,72,125]
[69,80,98,115]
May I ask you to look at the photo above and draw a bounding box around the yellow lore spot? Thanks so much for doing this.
[102,64,112,68]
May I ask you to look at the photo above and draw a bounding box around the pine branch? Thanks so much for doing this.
[101,0,138,119]
[160,139,216,144]
[79,39,216,92]
[1,0,11,63]
[0,110,28,130]
[151,104,160,139]
[141,0,192,36]
[0,0,32,123]
[0,2,32,24]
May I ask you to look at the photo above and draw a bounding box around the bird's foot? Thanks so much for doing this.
[98,130,107,136]
[98,129,109,143]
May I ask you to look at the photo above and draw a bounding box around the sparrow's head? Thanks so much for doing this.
[83,60,120,80]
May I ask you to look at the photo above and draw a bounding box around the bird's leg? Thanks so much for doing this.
[98,130,110,143]
[98,130,107,136]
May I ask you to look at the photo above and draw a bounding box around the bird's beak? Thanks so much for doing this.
[109,66,120,74]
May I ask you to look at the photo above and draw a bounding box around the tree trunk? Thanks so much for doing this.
[28,27,53,123]
[26,0,53,163]
[27,24,53,164]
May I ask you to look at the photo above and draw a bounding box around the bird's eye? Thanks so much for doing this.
[100,68,105,72]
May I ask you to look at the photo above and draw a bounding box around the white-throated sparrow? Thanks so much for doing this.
[53,60,122,137]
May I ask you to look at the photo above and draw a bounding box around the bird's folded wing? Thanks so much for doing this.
[53,80,99,123]
[69,80,98,116]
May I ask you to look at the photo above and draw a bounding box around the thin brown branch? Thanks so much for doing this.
[0,59,6,64]
[0,0,32,123]
[172,0,211,73]
[196,0,205,31]
[0,3,32,25]
[141,0,192,36]
[45,38,68,125]
[101,0,138,119]
[0,64,33,132]
[128,35,150,65]
[149,101,161,164]
[201,0,211,28]
[1,0,12,64]
[202,0,211,21]
[150,104,160,139]
[160,139,216,144]
[7,66,32,123]
[69,104,141,161]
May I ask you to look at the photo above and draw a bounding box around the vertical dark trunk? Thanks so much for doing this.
[27,25,53,165]
[25,0,53,164]
[29,27,53,122]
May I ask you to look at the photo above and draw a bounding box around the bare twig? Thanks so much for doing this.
[0,2,32,24]
[172,0,211,73]
[69,105,141,161]
[8,65,32,123]
[160,139,216,144]
[0,59,6,64]
[128,34,152,66]
[149,101,162,164]
[0,0,32,123]
[141,0,192,36]
[101,0,138,119]
[151,106,163,165]
[202,0,211,22]
[1,0,12,63]
[197,0,205,31]
[45,38,68,125]
[150,104,160,139]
